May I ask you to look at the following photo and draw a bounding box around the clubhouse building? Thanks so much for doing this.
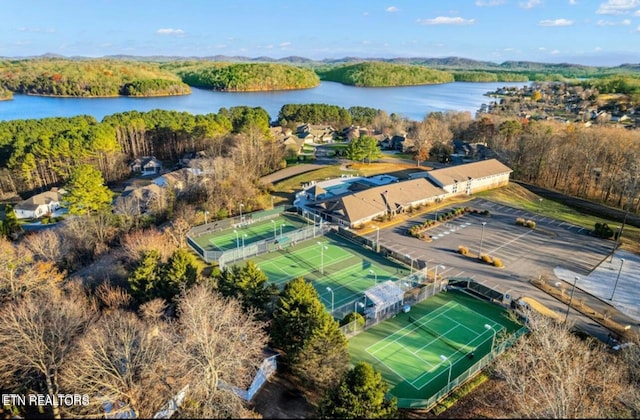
[296,159,512,228]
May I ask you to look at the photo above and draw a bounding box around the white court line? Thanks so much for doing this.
[366,301,459,355]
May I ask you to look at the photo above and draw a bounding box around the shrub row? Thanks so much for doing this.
[593,222,615,239]
[480,254,503,267]
[408,219,437,238]
[515,217,536,229]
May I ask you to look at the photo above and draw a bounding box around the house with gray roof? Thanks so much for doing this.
[309,178,447,228]
[13,188,66,219]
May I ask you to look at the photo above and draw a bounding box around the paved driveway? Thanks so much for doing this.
[362,197,639,341]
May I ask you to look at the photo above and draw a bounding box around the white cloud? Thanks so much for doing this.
[475,0,506,5]
[538,18,574,26]
[363,11,369,16]
[417,16,475,25]
[215,44,227,49]
[597,0,640,15]
[279,42,292,47]
[17,27,55,33]
[386,6,399,12]
[538,47,547,51]
[156,28,185,35]
[551,49,561,54]
[569,0,577,4]
[597,18,631,25]
[520,0,542,9]
[634,9,640,15]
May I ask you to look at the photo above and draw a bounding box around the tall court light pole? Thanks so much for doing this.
[280,223,286,239]
[610,258,625,301]
[239,203,244,224]
[369,269,377,285]
[372,225,380,253]
[241,233,248,258]
[478,222,487,259]
[564,276,579,323]
[271,220,276,240]
[326,286,334,315]
[484,324,497,353]
[434,264,445,294]
[354,301,364,314]
[406,254,414,273]
[440,355,452,387]
[318,242,328,274]
[233,229,239,249]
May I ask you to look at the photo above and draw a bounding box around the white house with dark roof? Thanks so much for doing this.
[130,156,163,176]
[13,188,66,219]
[425,159,512,197]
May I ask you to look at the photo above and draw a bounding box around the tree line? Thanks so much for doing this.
[170,62,320,91]
[0,58,189,97]
[317,62,454,87]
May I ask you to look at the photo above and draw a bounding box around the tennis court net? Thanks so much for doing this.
[409,315,471,354]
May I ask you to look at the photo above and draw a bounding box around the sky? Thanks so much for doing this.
[2,0,640,66]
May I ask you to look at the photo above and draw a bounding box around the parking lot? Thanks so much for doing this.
[363,197,638,340]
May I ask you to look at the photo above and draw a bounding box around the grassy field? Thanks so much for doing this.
[476,182,640,253]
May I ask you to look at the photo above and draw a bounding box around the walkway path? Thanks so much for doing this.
[260,163,328,185]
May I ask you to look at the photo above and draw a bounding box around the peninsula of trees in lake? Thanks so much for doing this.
[2,56,640,98]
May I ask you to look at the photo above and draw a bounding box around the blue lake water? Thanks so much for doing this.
[0,81,529,123]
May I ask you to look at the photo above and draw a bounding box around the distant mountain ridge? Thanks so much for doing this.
[1,53,638,71]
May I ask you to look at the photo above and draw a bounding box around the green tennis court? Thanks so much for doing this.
[191,213,309,252]
[249,231,410,314]
[348,290,523,407]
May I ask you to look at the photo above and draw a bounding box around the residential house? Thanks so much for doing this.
[113,183,164,216]
[13,188,66,219]
[390,135,407,151]
[130,156,163,176]
[153,168,192,192]
[179,151,207,167]
[425,159,512,197]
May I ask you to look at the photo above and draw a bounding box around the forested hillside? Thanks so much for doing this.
[169,62,320,91]
[317,62,454,87]
[0,59,190,97]
[0,106,286,196]
[453,71,529,82]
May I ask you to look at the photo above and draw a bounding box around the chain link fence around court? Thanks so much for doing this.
[339,267,448,338]
[186,205,316,264]
[395,325,528,409]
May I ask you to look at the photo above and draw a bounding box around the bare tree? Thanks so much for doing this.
[171,285,268,418]
[0,283,96,419]
[120,228,177,264]
[492,310,631,418]
[20,228,69,265]
[0,237,65,303]
[60,308,174,418]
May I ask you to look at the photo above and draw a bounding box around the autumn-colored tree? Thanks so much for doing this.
[492,310,633,418]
